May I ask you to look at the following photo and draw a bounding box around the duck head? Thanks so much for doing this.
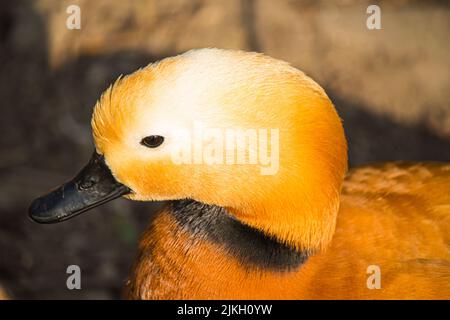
[30,49,347,251]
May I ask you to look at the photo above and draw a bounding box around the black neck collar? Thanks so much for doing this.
[170,199,310,271]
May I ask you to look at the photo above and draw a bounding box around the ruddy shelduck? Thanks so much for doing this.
[30,49,450,299]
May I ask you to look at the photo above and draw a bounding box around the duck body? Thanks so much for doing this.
[127,162,450,299]
[28,48,450,300]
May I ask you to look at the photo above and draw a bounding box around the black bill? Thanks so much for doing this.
[29,152,131,224]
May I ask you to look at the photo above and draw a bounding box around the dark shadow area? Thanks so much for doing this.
[0,0,449,300]
[330,92,450,166]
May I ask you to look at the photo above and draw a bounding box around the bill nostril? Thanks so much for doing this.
[78,178,96,190]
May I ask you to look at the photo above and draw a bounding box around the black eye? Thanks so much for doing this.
[141,135,164,148]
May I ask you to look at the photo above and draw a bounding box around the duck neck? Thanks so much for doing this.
[170,199,310,271]
[226,193,340,254]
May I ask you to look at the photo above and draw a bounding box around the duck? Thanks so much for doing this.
[29,48,450,299]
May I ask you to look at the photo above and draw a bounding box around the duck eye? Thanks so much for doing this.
[141,135,164,148]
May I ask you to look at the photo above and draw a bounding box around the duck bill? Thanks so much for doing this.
[29,152,131,224]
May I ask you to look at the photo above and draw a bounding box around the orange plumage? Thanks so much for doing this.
[124,162,450,299]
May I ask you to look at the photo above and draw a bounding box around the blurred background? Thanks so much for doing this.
[0,0,449,299]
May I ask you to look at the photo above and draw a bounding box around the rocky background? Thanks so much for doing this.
[0,0,449,299]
